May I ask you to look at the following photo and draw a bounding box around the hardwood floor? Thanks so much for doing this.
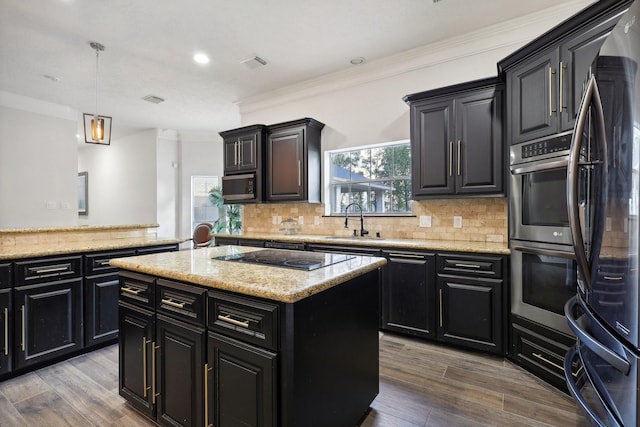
[0,333,589,427]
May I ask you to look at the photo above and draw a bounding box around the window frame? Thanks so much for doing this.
[324,139,412,217]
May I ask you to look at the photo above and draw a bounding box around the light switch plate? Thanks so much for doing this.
[419,215,432,227]
[453,216,463,228]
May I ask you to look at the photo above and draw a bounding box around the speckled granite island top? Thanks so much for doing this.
[110,245,387,303]
[213,232,510,255]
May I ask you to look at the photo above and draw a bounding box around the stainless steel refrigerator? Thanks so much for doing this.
[564,1,640,426]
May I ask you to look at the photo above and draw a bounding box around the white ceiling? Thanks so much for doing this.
[0,0,589,139]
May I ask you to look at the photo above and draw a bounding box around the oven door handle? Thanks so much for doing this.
[564,346,622,427]
[565,296,630,375]
[567,75,607,288]
[511,245,575,259]
[510,158,568,175]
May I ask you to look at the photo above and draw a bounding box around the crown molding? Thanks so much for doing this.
[237,0,592,115]
[0,90,77,121]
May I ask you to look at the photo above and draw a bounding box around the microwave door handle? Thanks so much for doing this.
[568,75,605,288]
[565,296,631,375]
[564,346,621,427]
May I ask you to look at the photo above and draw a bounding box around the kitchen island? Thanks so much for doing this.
[111,245,386,427]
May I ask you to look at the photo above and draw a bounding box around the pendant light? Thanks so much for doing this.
[83,41,112,145]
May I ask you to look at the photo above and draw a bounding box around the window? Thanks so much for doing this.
[191,176,220,233]
[327,140,412,215]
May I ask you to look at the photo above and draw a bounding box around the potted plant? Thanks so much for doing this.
[208,186,242,235]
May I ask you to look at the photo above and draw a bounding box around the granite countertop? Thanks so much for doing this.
[0,237,184,260]
[213,232,510,255]
[110,246,387,303]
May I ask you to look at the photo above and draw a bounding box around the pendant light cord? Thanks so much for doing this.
[95,45,99,119]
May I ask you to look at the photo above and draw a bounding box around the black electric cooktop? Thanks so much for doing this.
[212,249,355,271]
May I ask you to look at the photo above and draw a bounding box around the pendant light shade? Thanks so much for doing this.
[84,41,112,145]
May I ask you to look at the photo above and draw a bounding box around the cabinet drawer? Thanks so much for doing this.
[14,255,82,285]
[119,271,155,309]
[136,244,178,255]
[156,279,206,326]
[208,291,279,351]
[0,263,12,289]
[437,253,504,279]
[85,249,136,276]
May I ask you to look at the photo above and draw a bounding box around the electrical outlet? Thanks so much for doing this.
[453,216,462,228]
[272,215,278,225]
[277,215,282,224]
[419,215,432,227]
[298,216,304,225]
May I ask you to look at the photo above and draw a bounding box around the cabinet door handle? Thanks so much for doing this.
[152,342,160,404]
[454,263,481,269]
[449,141,453,177]
[161,298,186,309]
[121,286,142,296]
[532,352,575,376]
[218,314,250,328]
[204,363,213,427]
[20,305,25,352]
[298,160,302,187]
[234,141,239,165]
[559,62,566,112]
[439,289,443,328]
[457,140,461,176]
[549,67,556,116]
[3,307,8,356]
[142,337,150,397]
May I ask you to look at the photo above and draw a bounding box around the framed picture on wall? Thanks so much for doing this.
[78,172,88,215]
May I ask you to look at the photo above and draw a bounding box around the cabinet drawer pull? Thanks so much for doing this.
[457,140,461,176]
[152,342,159,404]
[449,141,453,177]
[20,305,25,352]
[559,62,566,112]
[33,266,69,274]
[218,314,250,328]
[98,260,110,266]
[204,363,213,427]
[439,289,443,328]
[532,352,573,376]
[454,263,481,269]
[3,307,7,356]
[603,276,623,281]
[387,253,424,259]
[549,67,556,116]
[121,286,142,296]
[161,298,186,309]
[142,337,150,397]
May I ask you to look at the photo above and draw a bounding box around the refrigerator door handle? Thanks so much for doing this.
[564,346,622,427]
[567,75,607,288]
[565,296,631,375]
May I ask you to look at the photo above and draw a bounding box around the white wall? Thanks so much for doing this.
[156,130,179,238]
[0,105,77,228]
[78,129,158,226]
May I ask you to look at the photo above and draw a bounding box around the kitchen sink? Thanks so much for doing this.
[322,235,384,241]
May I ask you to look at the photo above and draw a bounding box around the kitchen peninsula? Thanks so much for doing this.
[110,245,386,427]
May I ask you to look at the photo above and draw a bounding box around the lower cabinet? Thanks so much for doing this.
[14,278,83,369]
[207,332,277,427]
[85,274,120,346]
[0,289,11,376]
[381,250,436,338]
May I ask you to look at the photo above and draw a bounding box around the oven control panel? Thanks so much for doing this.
[521,134,572,159]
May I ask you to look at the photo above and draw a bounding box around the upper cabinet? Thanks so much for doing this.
[220,125,266,174]
[266,118,324,203]
[404,78,504,198]
[499,1,627,144]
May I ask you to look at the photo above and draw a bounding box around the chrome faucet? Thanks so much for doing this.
[344,202,369,237]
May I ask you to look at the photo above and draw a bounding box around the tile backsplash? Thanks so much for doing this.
[242,198,507,243]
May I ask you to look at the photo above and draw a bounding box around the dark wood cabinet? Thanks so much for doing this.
[118,300,155,418]
[14,277,83,369]
[436,253,506,355]
[207,332,277,427]
[267,118,324,203]
[381,250,436,338]
[503,6,620,144]
[85,274,120,346]
[156,314,206,427]
[0,288,11,376]
[136,244,179,256]
[221,125,265,174]
[405,78,503,198]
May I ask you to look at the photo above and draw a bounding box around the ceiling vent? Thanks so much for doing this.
[240,55,267,69]
[142,94,165,104]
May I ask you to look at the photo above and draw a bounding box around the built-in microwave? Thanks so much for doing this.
[222,173,257,202]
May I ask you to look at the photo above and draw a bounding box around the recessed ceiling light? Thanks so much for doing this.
[193,53,210,64]
[350,57,366,65]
